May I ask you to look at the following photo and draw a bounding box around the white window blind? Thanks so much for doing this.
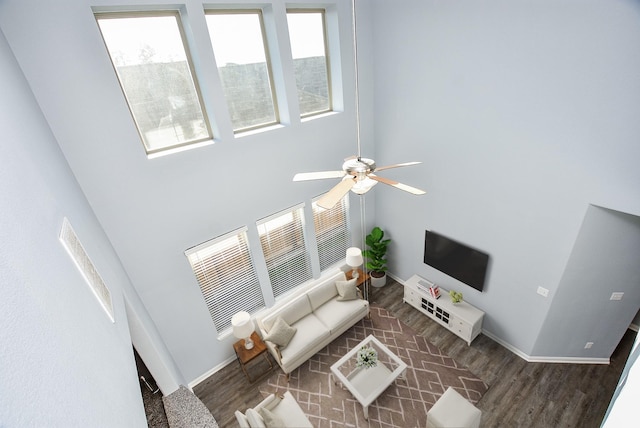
[59,217,114,322]
[312,195,350,271]
[257,205,311,297]
[185,227,264,333]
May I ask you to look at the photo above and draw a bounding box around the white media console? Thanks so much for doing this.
[403,274,484,345]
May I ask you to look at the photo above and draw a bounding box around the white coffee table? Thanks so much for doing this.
[330,335,407,419]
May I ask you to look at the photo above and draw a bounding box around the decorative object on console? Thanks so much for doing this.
[364,226,390,288]
[355,345,378,369]
[429,285,441,299]
[449,290,463,304]
[232,311,255,350]
[346,247,363,279]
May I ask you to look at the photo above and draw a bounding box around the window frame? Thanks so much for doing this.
[286,8,333,118]
[95,10,213,157]
[204,8,280,134]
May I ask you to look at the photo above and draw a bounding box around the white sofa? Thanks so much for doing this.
[235,391,312,428]
[256,269,369,378]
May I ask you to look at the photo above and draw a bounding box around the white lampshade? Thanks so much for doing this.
[231,311,255,349]
[346,247,363,268]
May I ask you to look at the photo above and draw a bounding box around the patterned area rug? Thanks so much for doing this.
[257,305,488,427]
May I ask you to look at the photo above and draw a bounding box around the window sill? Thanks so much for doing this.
[147,139,215,160]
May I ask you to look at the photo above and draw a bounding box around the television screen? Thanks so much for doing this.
[423,230,489,292]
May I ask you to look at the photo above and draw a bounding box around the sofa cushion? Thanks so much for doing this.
[262,295,312,332]
[313,298,368,333]
[263,317,296,348]
[307,279,339,310]
[258,408,285,428]
[279,314,330,365]
[335,278,358,301]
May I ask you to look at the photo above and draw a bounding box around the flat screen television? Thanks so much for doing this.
[423,230,489,292]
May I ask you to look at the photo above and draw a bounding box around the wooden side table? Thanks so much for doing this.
[346,268,370,289]
[233,331,273,383]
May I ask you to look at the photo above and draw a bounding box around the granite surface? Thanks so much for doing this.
[162,385,219,428]
[142,386,169,428]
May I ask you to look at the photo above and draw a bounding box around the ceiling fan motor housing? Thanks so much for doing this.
[343,157,376,181]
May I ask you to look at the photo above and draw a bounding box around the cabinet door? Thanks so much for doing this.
[404,287,418,305]
[449,316,472,340]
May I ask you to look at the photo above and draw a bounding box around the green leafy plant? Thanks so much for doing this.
[356,346,378,369]
[449,290,463,304]
[363,226,391,277]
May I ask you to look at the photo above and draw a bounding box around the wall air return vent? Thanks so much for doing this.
[59,217,114,322]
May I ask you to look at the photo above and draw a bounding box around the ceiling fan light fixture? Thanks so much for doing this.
[350,176,377,195]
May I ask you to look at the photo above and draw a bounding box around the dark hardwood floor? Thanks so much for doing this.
[194,279,636,427]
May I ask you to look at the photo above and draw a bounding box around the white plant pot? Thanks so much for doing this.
[370,273,387,288]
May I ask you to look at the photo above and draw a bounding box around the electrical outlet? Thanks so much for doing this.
[610,292,624,301]
[537,286,549,297]
[585,342,594,349]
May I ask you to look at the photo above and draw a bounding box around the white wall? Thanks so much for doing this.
[0,0,365,383]
[371,0,640,357]
[0,28,147,426]
[2,0,639,399]
[532,206,640,358]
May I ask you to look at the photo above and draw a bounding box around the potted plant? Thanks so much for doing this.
[363,226,391,287]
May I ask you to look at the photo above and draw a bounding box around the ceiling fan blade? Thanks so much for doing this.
[316,178,356,209]
[374,161,422,172]
[293,170,346,181]
[369,174,426,195]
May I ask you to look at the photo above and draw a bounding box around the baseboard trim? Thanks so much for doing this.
[189,355,236,389]
[480,330,610,365]
[390,273,610,365]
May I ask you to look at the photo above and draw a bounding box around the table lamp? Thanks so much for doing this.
[346,247,363,280]
[231,311,255,350]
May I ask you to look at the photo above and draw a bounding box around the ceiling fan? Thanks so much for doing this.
[292,0,426,210]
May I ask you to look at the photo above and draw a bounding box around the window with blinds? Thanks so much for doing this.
[185,227,264,333]
[312,195,350,271]
[257,205,311,298]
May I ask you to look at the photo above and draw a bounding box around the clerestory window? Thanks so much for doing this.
[286,9,332,117]
[205,10,278,133]
[95,12,212,156]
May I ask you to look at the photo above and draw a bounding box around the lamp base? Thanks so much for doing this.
[244,336,254,350]
[351,268,359,280]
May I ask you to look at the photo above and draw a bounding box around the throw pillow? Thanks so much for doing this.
[336,278,358,301]
[258,408,285,428]
[263,317,296,347]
